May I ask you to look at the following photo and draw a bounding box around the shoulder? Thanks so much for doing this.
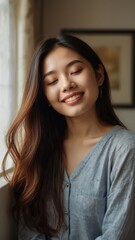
[106,126,135,168]
[108,126,135,181]
[110,126,135,150]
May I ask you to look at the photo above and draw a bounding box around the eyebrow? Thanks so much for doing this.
[43,60,83,79]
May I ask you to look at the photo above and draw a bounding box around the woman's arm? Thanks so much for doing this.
[95,144,135,240]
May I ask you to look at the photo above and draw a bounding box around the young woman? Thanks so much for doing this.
[3,34,135,240]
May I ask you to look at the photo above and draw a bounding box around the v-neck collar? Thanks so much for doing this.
[64,125,122,180]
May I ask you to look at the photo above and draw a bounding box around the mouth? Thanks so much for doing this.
[61,92,84,104]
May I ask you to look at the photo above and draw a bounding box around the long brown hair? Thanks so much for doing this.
[2,34,125,237]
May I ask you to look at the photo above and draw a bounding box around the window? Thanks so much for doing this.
[0,0,17,172]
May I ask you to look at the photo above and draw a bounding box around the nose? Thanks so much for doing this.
[61,77,77,92]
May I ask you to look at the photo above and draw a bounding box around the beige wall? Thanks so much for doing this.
[43,0,135,131]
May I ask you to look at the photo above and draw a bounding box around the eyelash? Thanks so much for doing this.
[47,79,58,86]
[71,69,82,75]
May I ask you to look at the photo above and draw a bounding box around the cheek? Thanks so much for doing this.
[86,77,99,100]
[85,75,99,92]
[44,87,59,104]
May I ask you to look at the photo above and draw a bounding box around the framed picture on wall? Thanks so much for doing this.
[61,29,135,108]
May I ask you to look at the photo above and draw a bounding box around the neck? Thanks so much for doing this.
[65,112,108,140]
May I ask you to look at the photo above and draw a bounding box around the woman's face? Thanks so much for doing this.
[42,46,104,119]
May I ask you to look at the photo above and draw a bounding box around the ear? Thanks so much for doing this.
[96,64,104,86]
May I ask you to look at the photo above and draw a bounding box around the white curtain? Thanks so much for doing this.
[0,0,44,172]
[17,0,35,103]
[16,0,44,103]
[0,0,16,170]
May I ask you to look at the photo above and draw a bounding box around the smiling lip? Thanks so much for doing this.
[61,92,84,105]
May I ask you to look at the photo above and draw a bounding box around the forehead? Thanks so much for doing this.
[43,46,85,70]
[47,46,82,60]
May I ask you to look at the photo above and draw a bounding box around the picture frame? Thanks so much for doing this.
[61,29,135,108]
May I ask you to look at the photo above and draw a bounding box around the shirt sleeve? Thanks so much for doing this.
[18,223,47,240]
[95,144,135,240]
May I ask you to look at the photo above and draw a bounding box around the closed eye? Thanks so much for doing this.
[47,79,58,86]
[71,69,82,75]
